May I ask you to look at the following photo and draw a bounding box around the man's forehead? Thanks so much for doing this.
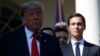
[56,32,67,36]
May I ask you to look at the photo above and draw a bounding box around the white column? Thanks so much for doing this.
[75,0,99,45]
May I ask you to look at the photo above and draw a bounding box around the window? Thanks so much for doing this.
[0,6,23,35]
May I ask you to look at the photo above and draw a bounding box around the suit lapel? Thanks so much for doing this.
[17,28,30,56]
[39,33,47,56]
[67,42,74,56]
[40,38,47,56]
[82,41,90,56]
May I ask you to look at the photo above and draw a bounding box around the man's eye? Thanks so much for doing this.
[57,37,61,39]
[71,23,75,25]
[29,13,33,15]
[77,23,82,25]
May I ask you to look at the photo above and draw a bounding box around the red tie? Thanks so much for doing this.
[31,34,38,56]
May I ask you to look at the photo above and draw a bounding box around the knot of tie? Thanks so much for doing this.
[32,33,36,37]
[76,42,80,46]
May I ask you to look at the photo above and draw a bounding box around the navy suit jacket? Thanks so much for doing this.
[65,41,100,56]
[0,27,62,56]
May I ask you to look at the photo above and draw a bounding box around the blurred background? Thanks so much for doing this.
[0,0,99,45]
[0,0,75,34]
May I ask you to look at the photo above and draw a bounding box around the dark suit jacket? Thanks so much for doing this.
[65,41,100,56]
[0,27,62,56]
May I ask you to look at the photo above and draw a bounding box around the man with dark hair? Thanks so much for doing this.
[41,27,55,36]
[55,27,68,46]
[55,27,69,56]
[66,13,100,56]
[0,1,62,56]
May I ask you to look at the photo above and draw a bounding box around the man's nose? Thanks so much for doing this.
[34,13,38,18]
[75,24,78,28]
[60,37,64,41]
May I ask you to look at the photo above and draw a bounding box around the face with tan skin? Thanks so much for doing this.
[22,7,43,32]
[56,31,68,46]
[68,16,85,41]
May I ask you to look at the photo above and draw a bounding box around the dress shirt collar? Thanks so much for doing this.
[71,38,84,45]
[25,27,34,39]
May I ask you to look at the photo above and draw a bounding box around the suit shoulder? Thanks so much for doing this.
[84,41,100,49]
[0,28,24,39]
[42,32,57,39]
[41,32,59,43]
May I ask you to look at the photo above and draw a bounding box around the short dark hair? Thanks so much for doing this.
[41,27,55,36]
[21,1,43,17]
[67,13,86,29]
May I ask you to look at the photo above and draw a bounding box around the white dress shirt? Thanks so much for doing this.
[71,39,84,56]
[25,27,40,56]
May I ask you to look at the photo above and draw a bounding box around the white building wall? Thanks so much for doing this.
[75,0,99,45]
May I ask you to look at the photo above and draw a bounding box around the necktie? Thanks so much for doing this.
[76,42,80,56]
[31,34,38,56]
